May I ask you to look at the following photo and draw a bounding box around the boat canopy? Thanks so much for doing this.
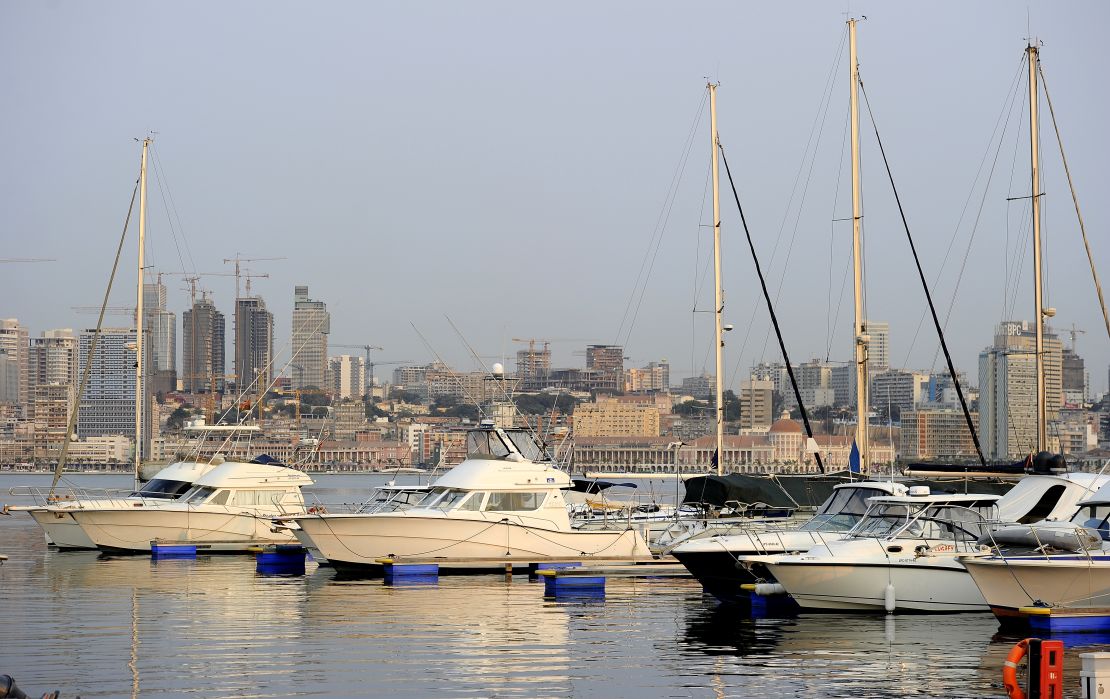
[192,461,314,489]
[466,427,548,462]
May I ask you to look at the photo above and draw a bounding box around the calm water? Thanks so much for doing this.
[0,474,1103,698]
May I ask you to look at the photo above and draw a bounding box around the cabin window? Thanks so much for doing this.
[458,492,485,511]
[210,490,231,506]
[433,490,472,511]
[503,430,546,462]
[467,431,511,458]
[416,487,449,508]
[231,490,280,507]
[133,479,192,499]
[183,486,216,504]
[484,492,547,512]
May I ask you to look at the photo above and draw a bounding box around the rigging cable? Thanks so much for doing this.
[719,142,825,473]
[1039,64,1110,343]
[857,79,987,468]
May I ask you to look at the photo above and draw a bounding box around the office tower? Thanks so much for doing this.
[29,329,78,391]
[330,354,366,400]
[235,296,273,397]
[515,342,551,386]
[1061,347,1086,406]
[76,328,151,457]
[978,321,1063,460]
[864,320,890,372]
[586,344,624,392]
[0,319,29,410]
[739,378,774,432]
[291,285,330,390]
[182,294,226,393]
[143,282,177,395]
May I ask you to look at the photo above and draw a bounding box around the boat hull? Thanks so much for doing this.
[71,507,299,552]
[766,557,988,613]
[28,508,97,550]
[297,513,649,571]
[962,556,1110,619]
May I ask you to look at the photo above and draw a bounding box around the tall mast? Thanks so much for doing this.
[1027,43,1047,452]
[134,137,150,487]
[709,82,724,476]
[848,19,869,473]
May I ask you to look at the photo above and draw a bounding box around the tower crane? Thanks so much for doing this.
[243,270,269,297]
[331,343,392,396]
[222,254,286,299]
[1068,323,1087,353]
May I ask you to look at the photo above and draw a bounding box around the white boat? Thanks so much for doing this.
[749,470,1106,613]
[8,460,218,550]
[757,490,1001,612]
[292,424,651,573]
[962,480,1110,622]
[68,457,313,552]
[670,480,908,602]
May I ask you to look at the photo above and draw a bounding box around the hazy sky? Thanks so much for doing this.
[2,2,1108,394]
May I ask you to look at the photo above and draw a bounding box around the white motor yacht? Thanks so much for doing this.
[7,460,219,550]
[757,490,1001,612]
[293,424,651,573]
[69,457,313,553]
[962,479,1110,623]
[670,480,908,603]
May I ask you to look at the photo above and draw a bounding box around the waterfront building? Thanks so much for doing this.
[1062,347,1087,407]
[573,397,660,437]
[31,383,73,464]
[680,373,714,400]
[900,407,980,461]
[144,282,177,395]
[28,329,78,394]
[870,369,930,416]
[234,296,274,396]
[979,321,1063,460]
[330,354,366,400]
[739,378,774,433]
[864,320,890,372]
[182,294,226,394]
[76,328,151,458]
[625,360,670,393]
[291,285,330,390]
[0,319,29,412]
[586,344,624,392]
[332,400,366,440]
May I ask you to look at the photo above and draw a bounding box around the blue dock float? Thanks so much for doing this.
[538,569,606,598]
[151,543,197,559]
[256,545,307,576]
[378,558,439,585]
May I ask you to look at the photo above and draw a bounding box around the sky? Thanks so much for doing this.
[2,1,1108,395]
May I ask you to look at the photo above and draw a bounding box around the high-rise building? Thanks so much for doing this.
[864,320,890,372]
[680,373,714,400]
[29,329,78,392]
[32,383,73,464]
[586,344,624,393]
[978,321,1063,460]
[235,296,274,397]
[901,407,980,461]
[870,369,929,415]
[625,360,670,393]
[515,343,551,386]
[1062,347,1087,407]
[291,285,330,390]
[76,328,151,458]
[330,354,366,400]
[0,319,29,411]
[182,294,226,394]
[143,282,177,395]
[739,378,774,433]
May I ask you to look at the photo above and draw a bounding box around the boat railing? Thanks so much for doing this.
[979,521,1102,563]
[7,485,137,507]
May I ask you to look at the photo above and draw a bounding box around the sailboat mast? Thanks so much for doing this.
[709,82,724,476]
[134,137,150,487]
[1027,43,1047,452]
[848,19,869,473]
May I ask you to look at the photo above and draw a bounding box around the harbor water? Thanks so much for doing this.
[0,474,1103,698]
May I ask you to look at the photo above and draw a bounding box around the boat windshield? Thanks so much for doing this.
[851,502,992,541]
[502,430,547,462]
[415,487,450,508]
[848,503,912,538]
[183,486,217,504]
[1070,504,1110,540]
[131,478,193,499]
[466,431,512,459]
[359,488,429,514]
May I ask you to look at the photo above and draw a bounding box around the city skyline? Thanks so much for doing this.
[2,2,1108,395]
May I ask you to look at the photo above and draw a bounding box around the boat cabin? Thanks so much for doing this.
[175,459,313,513]
[795,481,909,533]
[847,492,1002,543]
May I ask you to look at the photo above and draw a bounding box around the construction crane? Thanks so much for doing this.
[71,306,135,317]
[243,270,269,297]
[332,343,382,395]
[222,254,286,299]
[0,258,56,263]
[1068,323,1087,353]
[157,271,237,305]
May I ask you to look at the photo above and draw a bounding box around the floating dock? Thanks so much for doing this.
[356,555,687,579]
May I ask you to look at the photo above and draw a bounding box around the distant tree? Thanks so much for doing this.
[166,406,191,431]
[723,389,741,421]
[674,399,710,417]
[365,400,387,419]
[391,390,425,404]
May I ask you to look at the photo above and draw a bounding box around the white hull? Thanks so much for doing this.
[766,556,988,612]
[298,512,649,569]
[28,508,96,549]
[72,507,299,552]
[962,556,1110,614]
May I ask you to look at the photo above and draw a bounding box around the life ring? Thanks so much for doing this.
[1002,638,1029,699]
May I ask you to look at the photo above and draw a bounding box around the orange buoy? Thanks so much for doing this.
[1003,639,1029,699]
